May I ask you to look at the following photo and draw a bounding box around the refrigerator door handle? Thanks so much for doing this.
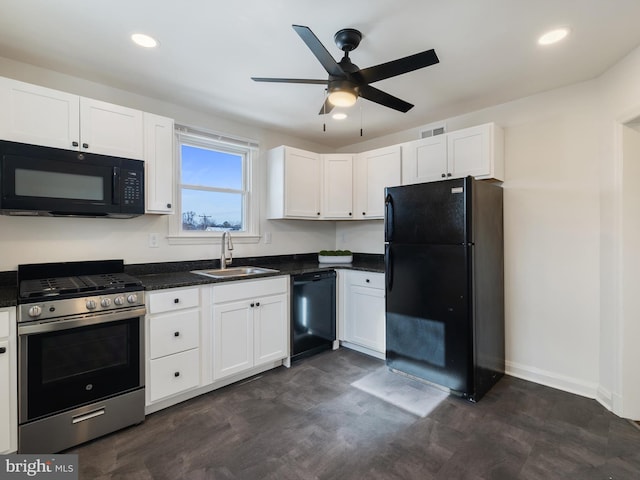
[384,193,394,242]
[385,248,393,291]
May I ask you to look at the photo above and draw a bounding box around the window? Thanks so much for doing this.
[170,126,259,243]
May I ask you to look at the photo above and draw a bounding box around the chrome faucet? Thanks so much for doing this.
[220,231,234,269]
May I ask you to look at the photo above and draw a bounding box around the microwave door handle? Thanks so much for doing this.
[112,167,120,205]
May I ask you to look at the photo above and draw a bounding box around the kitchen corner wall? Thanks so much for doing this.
[0,56,338,272]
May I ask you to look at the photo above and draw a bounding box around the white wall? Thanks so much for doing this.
[337,81,603,399]
[0,56,337,271]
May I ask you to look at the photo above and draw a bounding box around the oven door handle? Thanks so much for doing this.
[18,307,146,335]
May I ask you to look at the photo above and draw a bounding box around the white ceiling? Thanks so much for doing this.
[1,0,640,148]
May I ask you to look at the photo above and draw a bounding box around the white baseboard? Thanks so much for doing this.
[505,360,599,400]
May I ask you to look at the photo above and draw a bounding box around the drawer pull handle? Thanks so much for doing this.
[174,372,180,377]
[174,331,180,337]
[174,298,180,304]
[72,408,105,424]
[82,143,89,149]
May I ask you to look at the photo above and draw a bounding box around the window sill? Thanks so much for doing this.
[166,234,262,246]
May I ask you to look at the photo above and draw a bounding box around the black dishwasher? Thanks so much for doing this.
[291,270,336,361]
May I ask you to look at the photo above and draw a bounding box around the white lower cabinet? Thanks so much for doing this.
[339,270,386,358]
[0,307,17,454]
[146,287,202,405]
[212,277,289,381]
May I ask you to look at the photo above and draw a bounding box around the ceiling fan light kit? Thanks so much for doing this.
[251,24,439,116]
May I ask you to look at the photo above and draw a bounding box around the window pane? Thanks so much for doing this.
[181,189,243,231]
[181,145,242,189]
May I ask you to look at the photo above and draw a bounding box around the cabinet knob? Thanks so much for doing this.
[250,303,255,308]
[349,212,352,216]
[174,331,180,337]
[174,298,180,304]
[167,203,172,208]
[256,302,260,307]
[447,173,452,177]
[72,141,79,147]
[317,212,321,216]
[366,279,370,283]
[441,173,446,178]
[0,347,6,354]
[174,372,180,377]
[82,143,89,149]
[362,212,366,216]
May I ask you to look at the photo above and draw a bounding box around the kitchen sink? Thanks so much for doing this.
[190,266,279,279]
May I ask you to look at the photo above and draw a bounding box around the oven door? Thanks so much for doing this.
[18,308,145,424]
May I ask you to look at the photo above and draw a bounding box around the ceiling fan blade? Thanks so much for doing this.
[318,97,335,115]
[251,77,328,84]
[292,25,344,77]
[354,49,439,84]
[359,84,414,112]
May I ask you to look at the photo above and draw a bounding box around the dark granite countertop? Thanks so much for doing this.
[0,254,384,305]
[127,253,384,291]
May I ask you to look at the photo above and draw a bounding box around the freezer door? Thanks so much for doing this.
[385,243,471,394]
[384,177,469,245]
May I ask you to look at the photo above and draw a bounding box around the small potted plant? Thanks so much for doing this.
[318,249,353,264]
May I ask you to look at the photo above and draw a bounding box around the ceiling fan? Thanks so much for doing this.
[251,24,439,115]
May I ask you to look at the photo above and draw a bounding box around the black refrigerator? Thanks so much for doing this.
[384,176,504,402]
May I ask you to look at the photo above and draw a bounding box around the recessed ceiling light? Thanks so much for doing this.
[131,33,158,48]
[538,27,570,46]
[332,113,348,120]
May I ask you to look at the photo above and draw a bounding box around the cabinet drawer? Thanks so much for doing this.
[149,310,199,359]
[348,271,384,290]
[149,348,200,402]
[213,276,288,303]
[148,287,199,314]
[0,310,9,338]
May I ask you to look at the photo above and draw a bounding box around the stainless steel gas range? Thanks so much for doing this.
[16,260,145,453]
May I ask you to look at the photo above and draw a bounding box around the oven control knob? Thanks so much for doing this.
[86,300,97,310]
[127,294,138,304]
[101,298,112,308]
[114,296,125,306]
[28,305,42,318]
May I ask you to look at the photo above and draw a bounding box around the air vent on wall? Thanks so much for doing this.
[419,122,447,138]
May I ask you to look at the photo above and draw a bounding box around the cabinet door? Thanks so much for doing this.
[402,136,448,185]
[322,154,353,219]
[0,339,11,453]
[0,308,16,454]
[144,113,174,213]
[355,145,401,219]
[79,97,144,159]
[212,300,254,380]
[0,77,80,150]
[254,293,288,366]
[284,147,321,218]
[446,124,490,179]
[346,285,386,353]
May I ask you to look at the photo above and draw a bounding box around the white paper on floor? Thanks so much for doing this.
[351,367,449,417]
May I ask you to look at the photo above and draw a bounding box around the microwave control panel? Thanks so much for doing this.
[121,170,143,206]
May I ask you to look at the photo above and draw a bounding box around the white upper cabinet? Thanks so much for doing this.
[144,113,175,214]
[0,77,80,150]
[402,123,504,184]
[79,97,144,159]
[267,146,322,219]
[354,145,402,219]
[322,154,353,219]
[0,77,144,159]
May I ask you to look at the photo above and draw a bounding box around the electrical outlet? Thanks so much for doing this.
[149,233,159,248]
[264,232,272,244]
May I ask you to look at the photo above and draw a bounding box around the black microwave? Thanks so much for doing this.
[0,140,144,218]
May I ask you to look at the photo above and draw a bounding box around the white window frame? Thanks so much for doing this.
[168,125,260,244]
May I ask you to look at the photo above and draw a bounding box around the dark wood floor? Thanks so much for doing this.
[70,349,640,479]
